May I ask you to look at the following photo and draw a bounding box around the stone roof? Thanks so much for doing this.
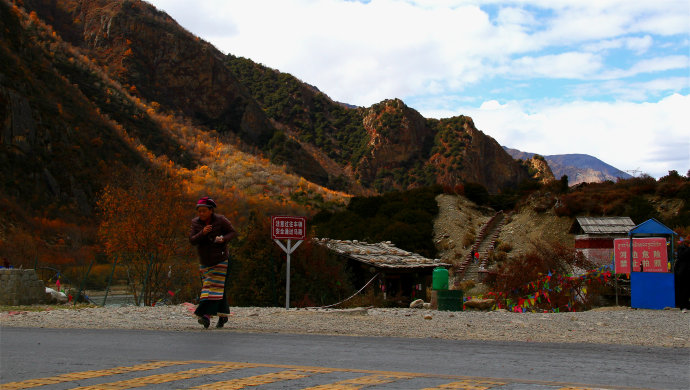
[574,217,635,235]
[314,238,450,269]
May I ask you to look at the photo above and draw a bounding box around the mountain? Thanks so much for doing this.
[503,147,632,186]
[225,57,532,193]
[2,0,540,226]
[0,0,339,224]
[1,0,148,217]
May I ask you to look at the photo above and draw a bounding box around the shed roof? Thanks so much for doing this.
[574,217,635,235]
[314,238,450,269]
[629,218,678,236]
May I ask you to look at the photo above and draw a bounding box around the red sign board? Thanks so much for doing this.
[614,238,668,273]
[271,216,306,240]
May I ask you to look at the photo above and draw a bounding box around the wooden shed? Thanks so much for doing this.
[571,216,636,266]
[314,238,450,306]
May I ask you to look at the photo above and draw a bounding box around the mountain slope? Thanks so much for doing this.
[20,0,329,185]
[0,0,345,223]
[1,0,148,217]
[11,0,538,205]
[503,147,631,186]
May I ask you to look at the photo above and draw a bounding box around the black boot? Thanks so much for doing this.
[198,315,210,329]
[216,316,228,328]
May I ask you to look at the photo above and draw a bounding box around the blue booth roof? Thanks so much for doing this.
[628,218,677,236]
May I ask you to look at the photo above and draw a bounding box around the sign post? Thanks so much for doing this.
[271,216,306,309]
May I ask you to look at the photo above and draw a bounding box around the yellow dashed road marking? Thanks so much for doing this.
[189,368,334,389]
[422,378,507,389]
[0,361,191,389]
[303,374,413,389]
[69,362,257,390]
[0,360,642,390]
[558,388,612,390]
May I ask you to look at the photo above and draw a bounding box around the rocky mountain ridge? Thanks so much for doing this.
[503,147,631,186]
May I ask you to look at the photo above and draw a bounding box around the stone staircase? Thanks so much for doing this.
[454,210,511,283]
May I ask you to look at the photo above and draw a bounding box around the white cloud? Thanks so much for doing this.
[599,55,690,79]
[502,52,604,79]
[572,77,690,101]
[433,94,690,178]
[625,35,654,54]
[583,35,653,55]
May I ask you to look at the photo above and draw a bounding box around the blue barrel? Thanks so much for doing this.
[432,267,449,290]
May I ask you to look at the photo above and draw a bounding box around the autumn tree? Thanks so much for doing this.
[97,167,193,305]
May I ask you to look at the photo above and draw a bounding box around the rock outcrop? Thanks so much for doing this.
[356,99,530,193]
[525,155,556,184]
[453,123,530,193]
[356,99,435,186]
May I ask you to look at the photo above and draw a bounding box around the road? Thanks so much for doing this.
[1,327,688,389]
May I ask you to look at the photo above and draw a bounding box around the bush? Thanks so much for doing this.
[496,242,513,253]
[488,240,604,312]
[464,182,489,205]
[462,232,475,248]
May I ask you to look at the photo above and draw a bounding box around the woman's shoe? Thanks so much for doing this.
[198,315,210,329]
[216,316,228,328]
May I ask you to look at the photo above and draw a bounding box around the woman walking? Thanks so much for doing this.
[189,196,237,328]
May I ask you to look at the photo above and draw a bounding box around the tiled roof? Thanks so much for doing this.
[575,217,635,234]
[314,238,450,269]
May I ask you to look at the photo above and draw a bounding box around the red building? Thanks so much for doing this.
[571,217,635,266]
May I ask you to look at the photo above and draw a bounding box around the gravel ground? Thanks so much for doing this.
[1,305,688,348]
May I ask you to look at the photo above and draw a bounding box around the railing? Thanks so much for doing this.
[456,210,512,282]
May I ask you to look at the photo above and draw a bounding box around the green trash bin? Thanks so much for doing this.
[432,267,449,290]
[437,289,463,311]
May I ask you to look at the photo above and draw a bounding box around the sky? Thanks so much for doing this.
[146,0,689,179]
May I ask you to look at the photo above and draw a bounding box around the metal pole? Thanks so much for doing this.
[139,254,154,306]
[286,239,291,309]
[75,259,94,306]
[629,235,634,308]
[274,238,301,310]
[615,273,618,306]
[102,255,118,307]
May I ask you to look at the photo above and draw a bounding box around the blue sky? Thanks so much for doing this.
[147,0,689,178]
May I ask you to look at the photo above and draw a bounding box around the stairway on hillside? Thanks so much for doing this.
[454,210,510,284]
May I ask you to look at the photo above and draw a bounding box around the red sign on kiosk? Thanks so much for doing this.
[271,216,306,240]
[614,237,668,273]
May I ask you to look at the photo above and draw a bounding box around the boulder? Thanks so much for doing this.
[464,298,495,310]
[409,299,424,309]
[45,287,68,304]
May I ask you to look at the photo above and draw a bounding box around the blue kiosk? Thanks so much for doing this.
[628,218,678,310]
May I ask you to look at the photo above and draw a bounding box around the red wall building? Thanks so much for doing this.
[571,217,635,266]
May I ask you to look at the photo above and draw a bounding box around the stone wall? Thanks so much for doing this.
[0,269,46,305]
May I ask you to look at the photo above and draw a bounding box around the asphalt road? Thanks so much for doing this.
[1,327,688,389]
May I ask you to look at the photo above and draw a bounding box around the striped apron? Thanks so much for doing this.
[199,260,228,301]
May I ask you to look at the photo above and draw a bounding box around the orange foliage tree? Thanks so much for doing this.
[97,168,194,305]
